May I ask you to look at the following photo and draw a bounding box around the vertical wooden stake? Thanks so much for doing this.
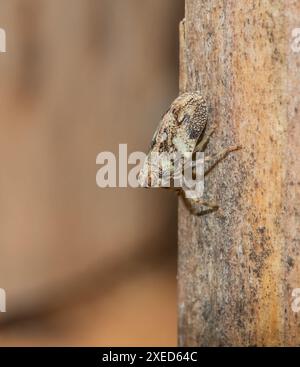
[178,0,300,346]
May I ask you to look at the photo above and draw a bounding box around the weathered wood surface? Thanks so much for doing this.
[178,0,300,346]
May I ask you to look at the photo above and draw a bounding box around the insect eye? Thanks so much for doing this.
[171,107,179,119]
[173,107,189,125]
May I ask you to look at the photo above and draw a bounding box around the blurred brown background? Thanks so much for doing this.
[0,0,184,346]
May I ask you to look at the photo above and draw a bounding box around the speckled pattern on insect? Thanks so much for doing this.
[138,91,241,214]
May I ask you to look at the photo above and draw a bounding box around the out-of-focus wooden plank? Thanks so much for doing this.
[0,0,183,318]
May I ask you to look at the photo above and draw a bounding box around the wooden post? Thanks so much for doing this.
[178,0,300,346]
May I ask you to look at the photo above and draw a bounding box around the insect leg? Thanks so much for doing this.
[194,125,216,153]
[181,193,219,215]
[204,145,242,176]
[190,145,240,176]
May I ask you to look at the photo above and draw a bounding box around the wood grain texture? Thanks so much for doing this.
[178,0,300,346]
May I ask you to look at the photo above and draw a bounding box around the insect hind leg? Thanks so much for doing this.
[194,125,216,153]
[181,194,219,216]
[204,145,242,176]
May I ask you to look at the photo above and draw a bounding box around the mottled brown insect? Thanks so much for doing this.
[138,92,241,214]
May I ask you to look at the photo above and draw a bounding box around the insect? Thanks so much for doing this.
[138,92,241,214]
